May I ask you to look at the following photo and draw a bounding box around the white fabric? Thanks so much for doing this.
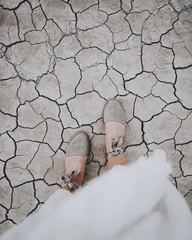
[1,150,192,240]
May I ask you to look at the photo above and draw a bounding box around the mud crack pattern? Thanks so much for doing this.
[0,0,192,233]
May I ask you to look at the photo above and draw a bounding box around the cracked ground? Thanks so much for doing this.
[0,0,192,234]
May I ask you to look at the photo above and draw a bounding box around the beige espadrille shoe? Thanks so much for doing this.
[62,131,91,191]
[103,99,127,157]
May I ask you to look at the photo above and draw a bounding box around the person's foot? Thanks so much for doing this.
[62,131,91,192]
[103,99,128,168]
[105,122,125,153]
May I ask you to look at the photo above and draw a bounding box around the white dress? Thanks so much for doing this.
[1,150,192,240]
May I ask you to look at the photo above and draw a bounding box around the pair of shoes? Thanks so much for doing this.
[62,99,126,191]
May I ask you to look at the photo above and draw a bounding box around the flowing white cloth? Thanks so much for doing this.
[1,150,192,240]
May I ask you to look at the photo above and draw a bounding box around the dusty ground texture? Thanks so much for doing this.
[0,0,192,233]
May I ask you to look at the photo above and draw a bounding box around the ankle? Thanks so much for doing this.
[63,185,73,192]
[107,153,128,170]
